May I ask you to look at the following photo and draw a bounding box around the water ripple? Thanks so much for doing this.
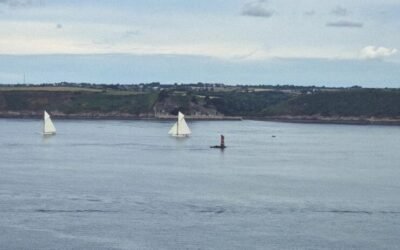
[35,209,116,214]
[314,209,400,215]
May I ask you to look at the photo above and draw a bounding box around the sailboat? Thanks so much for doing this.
[168,112,191,137]
[43,111,56,135]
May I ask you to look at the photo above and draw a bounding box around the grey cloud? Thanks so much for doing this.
[326,20,363,28]
[123,30,140,38]
[242,0,274,18]
[331,6,350,17]
[93,30,141,46]
[0,0,44,8]
[304,10,316,16]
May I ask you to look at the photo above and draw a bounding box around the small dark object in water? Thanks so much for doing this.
[211,135,226,149]
[272,135,276,138]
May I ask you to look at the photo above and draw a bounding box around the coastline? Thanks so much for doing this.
[250,115,400,126]
[0,111,242,121]
[1,111,400,125]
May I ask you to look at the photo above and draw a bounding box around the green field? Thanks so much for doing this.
[0,86,101,92]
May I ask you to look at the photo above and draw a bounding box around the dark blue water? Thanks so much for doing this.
[1,119,400,249]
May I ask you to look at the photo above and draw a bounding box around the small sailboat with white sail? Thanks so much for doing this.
[43,111,56,136]
[168,112,191,137]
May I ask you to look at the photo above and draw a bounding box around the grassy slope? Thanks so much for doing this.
[0,89,158,115]
[261,89,400,117]
[1,86,400,118]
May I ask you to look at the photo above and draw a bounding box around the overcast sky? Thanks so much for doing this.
[0,0,399,86]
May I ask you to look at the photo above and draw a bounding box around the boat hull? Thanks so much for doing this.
[170,134,190,138]
[43,132,56,136]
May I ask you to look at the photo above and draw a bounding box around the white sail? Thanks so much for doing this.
[168,122,178,135]
[43,111,56,135]
[168,112,191,137]
[178,117,191,135]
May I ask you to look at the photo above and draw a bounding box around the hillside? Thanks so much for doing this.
[1,83,400,124]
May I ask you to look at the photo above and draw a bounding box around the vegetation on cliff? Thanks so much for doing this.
[260,89,400,117]
[0,90,158,115]
[1,83,400,120]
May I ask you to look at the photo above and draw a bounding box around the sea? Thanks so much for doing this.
[1,119,400,250]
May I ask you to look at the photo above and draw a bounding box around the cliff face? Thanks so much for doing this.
[153,94,219,117]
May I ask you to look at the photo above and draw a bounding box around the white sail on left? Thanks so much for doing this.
[43,111,56,135]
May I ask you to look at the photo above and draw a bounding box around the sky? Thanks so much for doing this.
[0,0,399,87]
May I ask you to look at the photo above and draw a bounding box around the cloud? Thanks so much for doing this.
[331,6,350,17]
[360,46,398,60]
[326,20,363,28]
[0,0,44,8]
[241,0,274,18]
[92,30,141,47]
[304,10,316,16]
[123,30,140,38]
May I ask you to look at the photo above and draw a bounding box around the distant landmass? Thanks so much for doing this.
[1,82,400,125]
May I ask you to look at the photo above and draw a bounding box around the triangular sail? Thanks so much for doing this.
[44,111,56,135]
[168,112,191,137]
[178,117,191,135]
[168,122,178,135]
